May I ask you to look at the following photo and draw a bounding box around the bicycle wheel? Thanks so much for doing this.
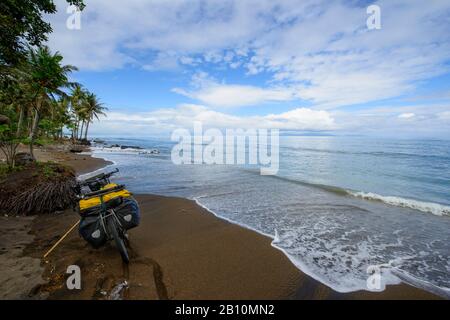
[107,216,130,263]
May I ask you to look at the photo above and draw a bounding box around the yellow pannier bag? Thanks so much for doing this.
[78,183,132,211]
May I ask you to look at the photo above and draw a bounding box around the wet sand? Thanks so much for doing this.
[0,145,442,300]
[127,195,441,300]
[0,145,112,299]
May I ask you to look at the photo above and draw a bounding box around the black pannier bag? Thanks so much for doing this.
[79,215,107,249]
[114,197,140,230]
[78,196,140,248]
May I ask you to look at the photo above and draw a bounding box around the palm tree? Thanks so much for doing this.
[2,66,35,138]
[52,97,71,140]
[82,92,107,140]
[25,46,77,157]
[70,84,87,141]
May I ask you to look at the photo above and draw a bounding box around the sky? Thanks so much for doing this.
[45,0,450,138]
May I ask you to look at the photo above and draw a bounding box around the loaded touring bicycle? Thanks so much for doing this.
[75,169,140,263]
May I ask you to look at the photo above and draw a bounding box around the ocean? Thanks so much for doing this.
[85,136,450,297]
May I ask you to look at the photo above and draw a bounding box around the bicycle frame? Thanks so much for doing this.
[93,199,124,236]
[76,168,130,263]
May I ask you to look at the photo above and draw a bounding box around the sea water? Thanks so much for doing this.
[87,136,450,297]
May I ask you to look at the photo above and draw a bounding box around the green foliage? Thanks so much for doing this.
[0,123,11,136]
[26,46,78,98]
[0,162,23,180]
[34,137,56,146]
[0,0,107,166]
[0,0,113,217]
[20,45,79,156]
[39,118,60,137]
[0,123,20,147]
[0,0,85,65]
[0,119,23,168]
[36,161,57,178]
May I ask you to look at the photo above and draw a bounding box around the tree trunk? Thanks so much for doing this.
[29,108,40,159]
[84,121,90,140]
[27,109,32,135]
[16,106,24,137]
[73,117,79,142]
[79,120,85,140]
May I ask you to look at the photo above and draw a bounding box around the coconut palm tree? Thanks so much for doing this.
[70,84,87,141]
[25,46,77,157]
[0,66,35,138]
[51,97,71,140]
[82,92,107,140]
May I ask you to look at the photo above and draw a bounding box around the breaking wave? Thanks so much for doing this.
[348,191,450,217]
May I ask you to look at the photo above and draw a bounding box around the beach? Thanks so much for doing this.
[0,144,442,300]
[1,0,450,305]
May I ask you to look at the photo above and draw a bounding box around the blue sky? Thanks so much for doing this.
[46,0,450,138]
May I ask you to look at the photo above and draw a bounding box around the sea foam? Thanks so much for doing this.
[348,191,450,217]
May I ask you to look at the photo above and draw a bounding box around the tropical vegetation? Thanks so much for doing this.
[0,0,107,169]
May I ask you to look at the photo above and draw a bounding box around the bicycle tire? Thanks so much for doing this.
[107,216,130,263]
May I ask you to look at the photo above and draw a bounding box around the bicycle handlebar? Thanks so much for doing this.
[77,184,126,200]
[79,168,119,185]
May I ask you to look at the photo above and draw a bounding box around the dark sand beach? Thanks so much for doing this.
[0,145,442,300]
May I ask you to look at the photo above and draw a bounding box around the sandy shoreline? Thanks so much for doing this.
[0,145,442,299]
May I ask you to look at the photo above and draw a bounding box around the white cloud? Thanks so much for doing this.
[47,0,450,132]
[438,111,450,121]
[172,73,296,108]
[47,0,278,70]
[89,103,450,138]
[244,1,450,108]
[142,52,180,71]
[90,104,335,136]
[331,103,450,137]
[266,108,335,129]
[398,113,415,119]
